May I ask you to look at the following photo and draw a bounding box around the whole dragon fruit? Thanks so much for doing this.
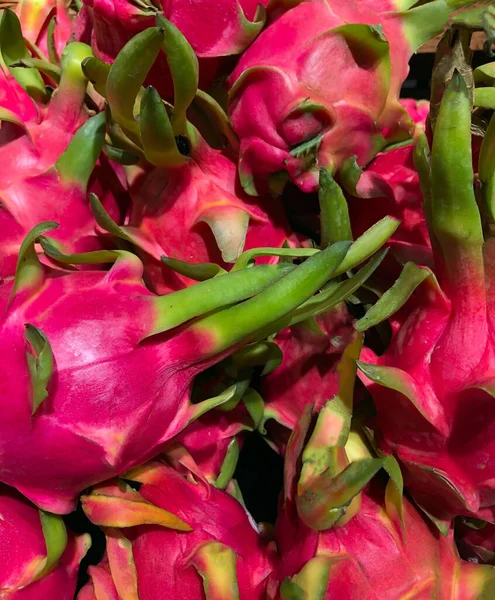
[0,484,90,599]
[267,355,495,599]
[0,218,359,512]
[346,99,432,267]
[15,0,72,60]
[227,0,450,194]
[358,73,495,524]
[89,20,290,292]
[78,457,275,599]
[74,0,266,97]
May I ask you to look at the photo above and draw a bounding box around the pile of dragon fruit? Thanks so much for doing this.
[4,0,495,598]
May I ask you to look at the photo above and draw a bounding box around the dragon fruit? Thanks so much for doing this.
[89,20,290,292]
[0,112,119,276]
[78,457,275,599]
[124,125,292,292]
[0,12,90,173]
[0,218,362,512]
[272,472,495,599]
[0,483,90,598]
[346,99,432,267]
[74,0,266,98]
[357,73,495,524]
[227,0,450,195]
[15,0,72,60]
[0,14,128,276]
[267,349,495,599]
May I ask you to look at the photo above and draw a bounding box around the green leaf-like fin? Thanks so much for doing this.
[82,56,111,98]
[283,557,333,600]
[140,86,188,167]
[333,217,398,276]
[106,26,165,142]
[0,9,47,102]
[192,542,240,600]
[233,247,318,271]
[233,341,284,375]
[383,456,406,539]
[431,71,483,261]
[195,242,352,355]
[161,256,226,281]
[56,112,107,188]
[256,249,387,341]
[25,325,54,416]
[356,263,431,332]
[12,222,59,299]
[319,168,353,246]
[215,439,240,490]
[297,458,385,530]
[46,17,59,65]
[401,1,450,53]
[193,89,239,150]
[37,511,68,578]
[10,58,61,84]
[280,579,306,600]
[156,15,199,135]
[151,263,295,336]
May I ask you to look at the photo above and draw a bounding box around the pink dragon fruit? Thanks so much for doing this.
[89,20,291,293]
[0,483,90,598]
[15,0,72,60]
[74,0,266,97]
[260,303,357,453]
[346,99,432,267]
[227,0,450,194]
[0,12,91,175]
[0,15,128,277]
[272,478,495,599]
[125,126,292,292]
[78,457,275,599]
[357,73,495,524]
[0,219,355,512]
[0,111,124,276]
[267,366,495,600]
